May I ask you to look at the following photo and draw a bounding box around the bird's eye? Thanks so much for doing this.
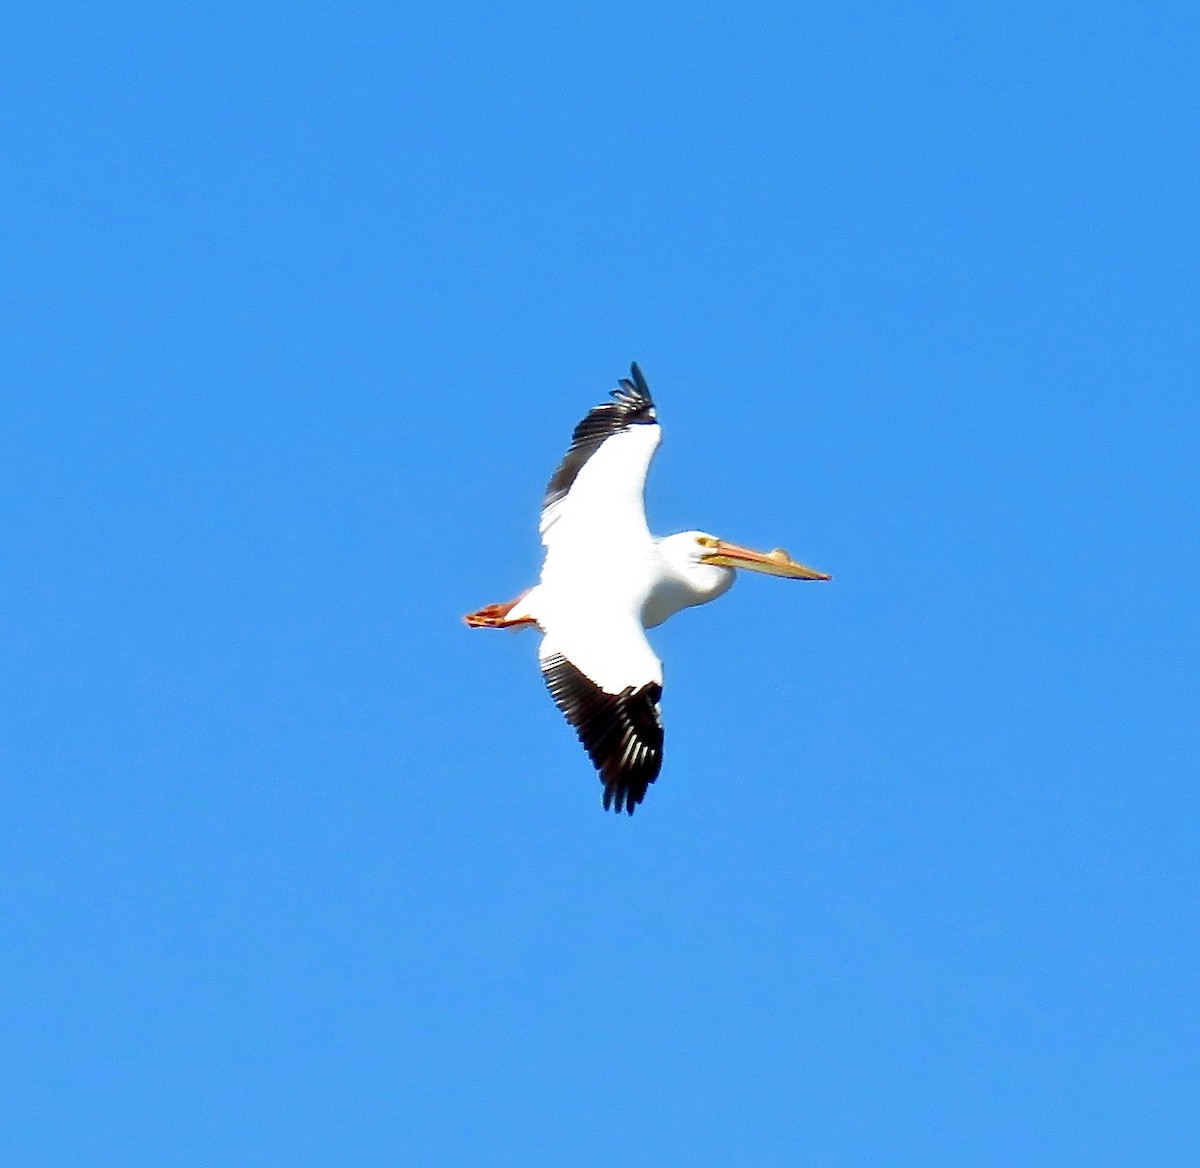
[696,536,719,548]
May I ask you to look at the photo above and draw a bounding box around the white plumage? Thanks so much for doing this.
[466,363,830,814]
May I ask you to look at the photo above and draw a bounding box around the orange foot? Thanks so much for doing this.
[463,592,537,629]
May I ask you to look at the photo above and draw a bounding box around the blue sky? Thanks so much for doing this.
[3,3,1197,1164]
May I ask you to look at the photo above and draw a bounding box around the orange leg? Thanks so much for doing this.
[463,591,538,629]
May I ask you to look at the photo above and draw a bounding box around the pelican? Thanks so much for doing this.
[465,363,830,814]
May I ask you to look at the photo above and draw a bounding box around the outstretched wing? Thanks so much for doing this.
[538,617,664,815]
[539,363,661,549]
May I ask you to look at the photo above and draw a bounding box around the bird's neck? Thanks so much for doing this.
[642,549,734,629]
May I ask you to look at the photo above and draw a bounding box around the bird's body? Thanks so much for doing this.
[465,364,829,814]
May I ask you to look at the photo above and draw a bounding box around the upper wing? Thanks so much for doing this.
[539,363,662,548]
[538,616,664,815]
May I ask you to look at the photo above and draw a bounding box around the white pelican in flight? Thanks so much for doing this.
[465,363,830,814]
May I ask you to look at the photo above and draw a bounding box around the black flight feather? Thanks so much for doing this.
[540,652,664,815]
[543,362,657,512]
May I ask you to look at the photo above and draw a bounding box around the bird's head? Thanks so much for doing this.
[657,531,831,602]
[665,530,831,578]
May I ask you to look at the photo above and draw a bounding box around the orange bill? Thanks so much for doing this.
[701,541,831,580]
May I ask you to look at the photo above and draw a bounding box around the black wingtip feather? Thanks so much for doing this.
[543,364,659,511]
[541,653,664,815]
[615,361,654,407]
[630,361,648,390]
